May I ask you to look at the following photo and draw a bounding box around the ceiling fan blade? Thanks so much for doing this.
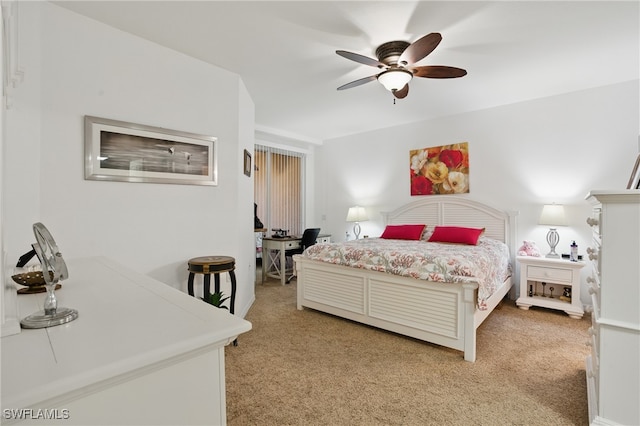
[392,84,409,99]
[411,65,467,79]
[398,32,442,66]
[337,75,378,91]
[336,50,386,68]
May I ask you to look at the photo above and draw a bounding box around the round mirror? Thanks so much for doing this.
[20,223,78,329]
[33,222,68,286]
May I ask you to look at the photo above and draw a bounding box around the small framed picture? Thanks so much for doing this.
[627,153,640,189]
[244,149,252,177]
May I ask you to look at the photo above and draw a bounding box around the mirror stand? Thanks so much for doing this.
[20,223,79,329]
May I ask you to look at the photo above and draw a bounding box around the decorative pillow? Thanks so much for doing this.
[428,226,485,245]
[380,224,426,240]
[420,226,433,241]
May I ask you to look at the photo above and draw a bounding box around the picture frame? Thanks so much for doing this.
[84,116,217,186]
[409,142,469,196]
[627,153,640,189]
[244,149,252,177]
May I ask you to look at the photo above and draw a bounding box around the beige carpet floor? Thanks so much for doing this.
[225,276,591,426]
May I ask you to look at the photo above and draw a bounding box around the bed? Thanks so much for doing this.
[294,196,517,362]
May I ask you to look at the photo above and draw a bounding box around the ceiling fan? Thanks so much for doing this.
[336,32,466,100]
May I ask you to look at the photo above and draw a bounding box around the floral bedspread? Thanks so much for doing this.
[302,237,511,310]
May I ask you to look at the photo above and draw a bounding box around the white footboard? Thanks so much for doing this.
[295,256,482,361]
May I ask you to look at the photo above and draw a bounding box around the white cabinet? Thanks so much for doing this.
[516,256,585,319]
[1,257,251,425]
[585,190,640,426]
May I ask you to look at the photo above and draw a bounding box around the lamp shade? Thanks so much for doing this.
[346,206,368,223]
[377,69,412,92]
[539,204,567,226]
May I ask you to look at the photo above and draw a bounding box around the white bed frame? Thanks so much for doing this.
[295,196,518,362]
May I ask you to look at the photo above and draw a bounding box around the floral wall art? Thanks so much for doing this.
[410,142,469,196]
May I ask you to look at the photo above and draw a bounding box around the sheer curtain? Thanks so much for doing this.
[254,145,304,236]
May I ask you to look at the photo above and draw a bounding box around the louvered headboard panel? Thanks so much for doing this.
[381,196,517,247]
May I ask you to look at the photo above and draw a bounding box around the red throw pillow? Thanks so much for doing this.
[380,224,426,240]
[428,226,485,245]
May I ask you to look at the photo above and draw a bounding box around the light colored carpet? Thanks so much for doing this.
[225,276,590,425]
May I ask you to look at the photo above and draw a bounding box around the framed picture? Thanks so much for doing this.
[627,153,640,189]
[409,142,469,196]
[244,149,252,177]
[85,116,217,186]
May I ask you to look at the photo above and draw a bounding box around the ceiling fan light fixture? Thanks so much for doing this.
[377,69,412,92]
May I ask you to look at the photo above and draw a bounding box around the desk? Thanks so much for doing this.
[262,234,331,285]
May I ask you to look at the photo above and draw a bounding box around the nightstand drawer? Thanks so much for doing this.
[526,265,573,282]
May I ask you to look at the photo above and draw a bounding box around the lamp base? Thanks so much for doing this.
[545,228,560,259]
[353,223,361,240]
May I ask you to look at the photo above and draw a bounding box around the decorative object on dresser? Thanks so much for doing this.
[20,223,79,329]
[538,203,567,258]
[295,196,517,362]
[346,206,368,239]
[585,190,640,426]
[626,153,640,189]
[515,256,584,319]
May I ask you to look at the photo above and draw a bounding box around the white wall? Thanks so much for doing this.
[314,80,639,306]
[3,2,256,317]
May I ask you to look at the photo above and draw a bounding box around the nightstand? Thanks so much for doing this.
[516,256,584,319]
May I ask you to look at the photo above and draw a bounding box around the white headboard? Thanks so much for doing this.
[381,196,518,251]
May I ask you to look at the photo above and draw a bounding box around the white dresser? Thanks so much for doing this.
[1,257,252,425]
[585,190,640,426]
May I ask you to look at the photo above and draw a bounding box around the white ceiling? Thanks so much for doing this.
[53,1,639,143]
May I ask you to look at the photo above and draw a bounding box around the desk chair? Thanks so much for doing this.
[285,228,320,283]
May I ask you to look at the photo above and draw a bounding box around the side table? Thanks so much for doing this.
[516,256,585,319]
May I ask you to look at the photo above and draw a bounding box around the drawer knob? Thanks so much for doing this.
[588,287,599,295]
[588,327,597,336]
[586,217,599,227]
[589,253,598,261]
[587,276,595,284]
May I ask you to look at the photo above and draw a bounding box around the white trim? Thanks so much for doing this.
[254,137,312,155]
[255,124,322,146]
[0,2,20,337]
[598,317,640,333]
[587,190,640,204]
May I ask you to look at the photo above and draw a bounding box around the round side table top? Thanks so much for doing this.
[188,256,236,274]
[188,256,235,266]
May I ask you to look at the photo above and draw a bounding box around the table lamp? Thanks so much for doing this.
[346,206,368,240]
[539,204,567,258]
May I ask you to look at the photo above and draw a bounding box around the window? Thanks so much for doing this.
[254,145,304,236]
